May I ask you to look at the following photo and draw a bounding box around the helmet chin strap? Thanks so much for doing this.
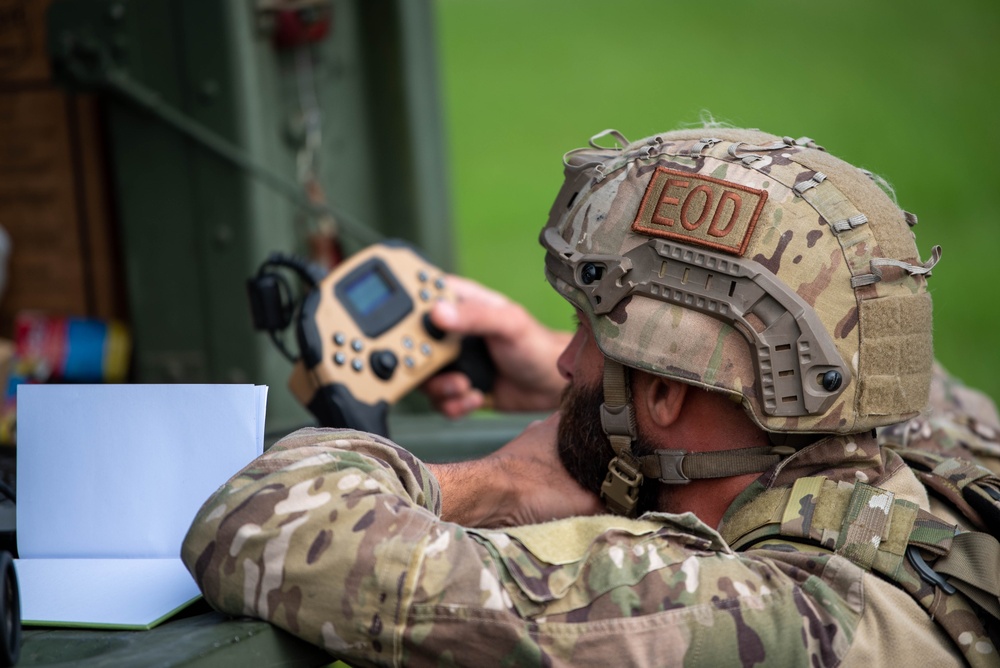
[599,359,644,516]
[599,358,795,518]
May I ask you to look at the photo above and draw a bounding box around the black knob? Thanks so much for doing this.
[422,312,447,341]
[581,262,600,285]
[370,350,398,381]
[822,370,843,392]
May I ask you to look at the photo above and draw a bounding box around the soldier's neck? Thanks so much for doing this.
[643,388,769,528]
[656,473,762,529]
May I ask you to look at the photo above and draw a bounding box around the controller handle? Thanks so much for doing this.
[445,336,497,394]
[304,336,495,436]
[307,384,390,437]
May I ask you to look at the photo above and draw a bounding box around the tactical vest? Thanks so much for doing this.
[720,446,1000,667]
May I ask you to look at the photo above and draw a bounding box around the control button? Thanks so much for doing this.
[351,359,363,372]
[404,356,416,368]
[402,337,414,349]
[351,339,364,352]
[420,343,432,356]
[434,278,445,290]
[422,313,447,340]
[417,270,429,282]
[370,350,398,381]
[333,352,346,366]
[419,289,431,302]
[333,332,346,346]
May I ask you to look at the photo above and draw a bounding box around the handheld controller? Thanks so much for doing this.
[248,241,494,436]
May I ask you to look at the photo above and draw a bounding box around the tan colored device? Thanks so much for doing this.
[289,241,464,434]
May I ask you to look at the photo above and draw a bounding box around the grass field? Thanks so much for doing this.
[435,0,1000,406]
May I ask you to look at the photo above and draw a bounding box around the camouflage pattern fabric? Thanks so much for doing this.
[182,425,986,666]
[541,129,936,435]
[880,362,1000,476]
[720,449,998,667]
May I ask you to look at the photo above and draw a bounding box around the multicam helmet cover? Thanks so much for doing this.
[541,128,939,435]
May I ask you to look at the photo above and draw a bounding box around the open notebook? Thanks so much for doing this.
[15,384,267,630]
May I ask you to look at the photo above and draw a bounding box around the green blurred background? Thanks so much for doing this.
[435,0,1000,405]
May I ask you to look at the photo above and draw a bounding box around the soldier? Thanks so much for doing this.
[182,127,1000,666]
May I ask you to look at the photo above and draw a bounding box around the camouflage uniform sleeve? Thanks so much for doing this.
[181,426,442,661]
[182,427,861,667]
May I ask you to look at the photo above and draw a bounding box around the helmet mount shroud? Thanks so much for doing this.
[541,128,940,515]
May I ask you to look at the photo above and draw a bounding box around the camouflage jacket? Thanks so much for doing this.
[182,412,999,667]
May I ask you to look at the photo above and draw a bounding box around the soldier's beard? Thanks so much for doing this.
[557,380,663,515]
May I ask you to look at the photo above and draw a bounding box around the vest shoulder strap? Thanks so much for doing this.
[721,474,1000,665]
[889,446,1000,537]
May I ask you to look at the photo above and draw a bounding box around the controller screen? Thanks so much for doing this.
[334,254,415,338]
[344,266,395,316]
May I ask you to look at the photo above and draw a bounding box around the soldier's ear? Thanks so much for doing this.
[638,374,688,429]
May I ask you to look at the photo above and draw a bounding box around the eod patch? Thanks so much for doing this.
[631,167,766,256]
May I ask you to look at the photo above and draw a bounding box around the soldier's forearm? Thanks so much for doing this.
[426,458,514,527]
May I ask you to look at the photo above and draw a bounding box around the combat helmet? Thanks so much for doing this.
[540,128,940,514]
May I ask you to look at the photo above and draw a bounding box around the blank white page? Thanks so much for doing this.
[14,384,266,629]
[16,558,201,629]
[16,384,265,558]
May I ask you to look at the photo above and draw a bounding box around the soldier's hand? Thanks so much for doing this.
[423,276,571,417]
[488,413,605,524]
[429,413,604,527]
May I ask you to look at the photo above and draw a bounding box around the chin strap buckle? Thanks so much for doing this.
[601,455,643,517]
[649,449,691,485]
[600,402,636,440]
[599,359,643,516]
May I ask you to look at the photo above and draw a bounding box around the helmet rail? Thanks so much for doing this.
[542,226,850,418]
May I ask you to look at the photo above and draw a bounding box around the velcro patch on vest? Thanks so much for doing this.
[631,167,767,256]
